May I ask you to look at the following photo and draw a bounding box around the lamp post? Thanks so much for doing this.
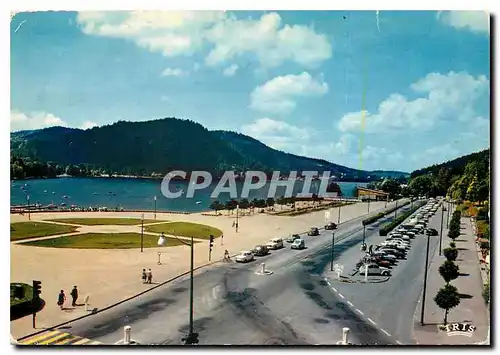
[154,196,157,220]
[439,206,444,255]
[395,200,399,219]
[367,199,370,213]
[27,194,31,220]
[235,204,239,233]
[337,204,341,224]
[140,213,144,252]
[362,225,366,246]
[420,232,431,325]
[447,201,451,229]
[330,232,335,271]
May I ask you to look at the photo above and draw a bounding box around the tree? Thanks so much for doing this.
[209,200,223,213]
[466,174,480,202]
[239,198,250,210]
[447,228,460,242]
[443,247,458,262]
[438,260,460,284]
[409,175,433,197]
[380,179,401,199]
[265,197,275,209]
[434,284,461,325]
[326,182,342,196]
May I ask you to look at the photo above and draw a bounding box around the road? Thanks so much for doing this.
[27,200,415,345]
[327,203,446,344]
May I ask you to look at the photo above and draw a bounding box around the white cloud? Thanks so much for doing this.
[81,120,98,129]
[410,143,460,167]
[76,11,332,70]
[10,110,68,132]
[437,11,489,34]
[161,67,188,77]
[338,71,489,134]
[222,64,238,77]
[250,72,328,114]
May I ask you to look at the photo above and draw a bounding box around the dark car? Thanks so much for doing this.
[324,222,337,230]
[426,228,439,236]
[307,227,320,236]
[252,245,270,257]
[379,248,406,259]
[286,234,301,243]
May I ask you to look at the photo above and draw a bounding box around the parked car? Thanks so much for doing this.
[252,245,270,256]
[286,234,301,243]
[307,227,320,236]
[266,238,284,250]
[359,263,391,276]
[235,251,255,263]
[324,222,337,230]
[291,238,306,250]
[380,248,406,259]
[426,228,439,236]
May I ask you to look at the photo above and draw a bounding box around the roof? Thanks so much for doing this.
[356,187,389,196]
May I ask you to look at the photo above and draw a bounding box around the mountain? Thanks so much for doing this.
[10,117,408,180]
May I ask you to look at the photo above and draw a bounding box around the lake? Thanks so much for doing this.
[11,177,367,213]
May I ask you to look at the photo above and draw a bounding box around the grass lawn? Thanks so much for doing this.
[47,218,159,226]
[144,222,222,239]
[22,232,199,249]
[11,222,78,241]
[10,283,33,306]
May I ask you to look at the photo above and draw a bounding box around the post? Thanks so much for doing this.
[157,252,162,265]
[27,194,31,220]
[189,235,194,337]
[447,202,450,229]
[154,196,157,220]
[140,213,144,252]
[364,262,368,282]
[439,206,444,255]
[362,225,366,245]
[330,232,335,271]
[84,295,90,312]
[32,312,36,329]
[208,247,212,262]
[124,326,131,345]
[395,200,399,219]
[261,263,265,274]
[337,204,341,224]
[367,199,370,213]
[420,233,431,325]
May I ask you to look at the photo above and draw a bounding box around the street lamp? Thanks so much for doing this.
[362,225,366,246]
[235,204,239,233]
[420,231,431,325]
[395,200,399,219]
[27,194,31,221]
[367,199,370,213]
[154,196,157,220]
[163,234,196,345]
[337,204,341,224]
[330,232,335,271]
[439,206,444,255]
[140,213,144,252]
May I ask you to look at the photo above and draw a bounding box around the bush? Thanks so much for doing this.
[379,201,425,236]
[480,241,490,250]
[476,220,489,239]
[450,242,456,248]
[476,207,489,222]
[443,247,458,262]
[448,228,460,241]
[439,260,460,283]
[362,200,410,226]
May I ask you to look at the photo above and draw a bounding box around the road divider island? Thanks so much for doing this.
[379,201,426,236]
[361,200,411,226]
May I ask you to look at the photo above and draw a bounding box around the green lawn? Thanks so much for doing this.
[11,222,78,241]
[22,232,199,249]
[47,218,159,226]
[10,283,33,306]
[144,222,222,240]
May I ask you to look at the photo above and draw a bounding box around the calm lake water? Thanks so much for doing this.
[11,178,367,213]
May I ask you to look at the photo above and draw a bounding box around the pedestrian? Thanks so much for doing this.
[57,290,66,310]
[70,286,78,306]
[146,269,152,284]
[142,269,147,283]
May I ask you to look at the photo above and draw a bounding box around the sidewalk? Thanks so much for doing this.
[11,200,393,339]
[413,215,490,345]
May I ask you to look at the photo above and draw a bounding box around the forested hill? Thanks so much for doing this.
[10,117,408,180]
[410,149,490,179]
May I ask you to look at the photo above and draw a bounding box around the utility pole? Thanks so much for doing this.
[362,225,366,246]
[439,206,444,255]
[420,233,431,325]
[330,232,335,271]
[395,200,399,219]
[367,199,370,213]
[447,201,451,229]
[337,204,341,224]
[188,234,195,342]
[27,194,31,220]
[235,204,239,233]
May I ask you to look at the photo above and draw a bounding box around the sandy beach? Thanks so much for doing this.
[11,200,388,338]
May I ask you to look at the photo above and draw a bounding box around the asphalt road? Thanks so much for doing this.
[327,203,446,344]
[45,200,415,345]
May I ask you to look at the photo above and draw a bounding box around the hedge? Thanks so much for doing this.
[362,200,410,226]
[379,201,426,236]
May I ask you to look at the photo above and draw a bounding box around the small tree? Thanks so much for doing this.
[482,281,490,305]
[209,200,223,214]
[434,284,461,324]
[450,242,456,248]
[443,247,458,262]
[439,260,460,283]
[448,228,460,242]
[239,198,250,210]
[266,197,275,210]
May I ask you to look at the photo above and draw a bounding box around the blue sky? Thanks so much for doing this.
[10,10,490,172]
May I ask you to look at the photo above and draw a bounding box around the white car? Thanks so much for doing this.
[235,251,255,263]
[359,263,391,276]
[291,238,305,250]
[266,238,284,250]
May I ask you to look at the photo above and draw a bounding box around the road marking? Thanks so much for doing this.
[356,309,364,315]
[331,287,337,292]
[396,341,402,345]
[347,301,354,307]
[338,293,345,299]
[367,318,376,325]
[381,329,391,336]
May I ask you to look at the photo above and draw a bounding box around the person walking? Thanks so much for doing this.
[57,290,66,310]
[142,269,147,283]
[70,286,78,307]
[146,269,152,284]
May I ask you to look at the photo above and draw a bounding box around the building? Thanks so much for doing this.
[355,186,390,201]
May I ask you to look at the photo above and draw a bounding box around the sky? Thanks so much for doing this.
[10,10,490,173]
